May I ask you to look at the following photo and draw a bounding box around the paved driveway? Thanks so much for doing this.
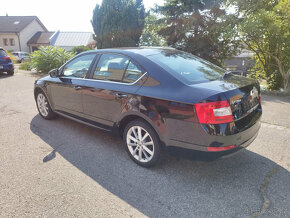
[0,73,290,217]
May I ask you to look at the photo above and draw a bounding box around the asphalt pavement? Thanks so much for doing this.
[0,72,289,217]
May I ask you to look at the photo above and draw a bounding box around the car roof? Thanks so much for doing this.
[83,47,178,57]
[13,51,29,53]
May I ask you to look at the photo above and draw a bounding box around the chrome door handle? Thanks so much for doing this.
[114,93,128,99]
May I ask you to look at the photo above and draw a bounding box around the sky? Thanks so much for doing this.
[0,0,163,32]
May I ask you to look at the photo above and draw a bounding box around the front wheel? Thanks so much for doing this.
[123,120,162,167]
[36,91,57,120]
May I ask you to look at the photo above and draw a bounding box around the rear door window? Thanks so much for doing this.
[123,61,143,83]
[93,54,128,82]
[93,53,143,83]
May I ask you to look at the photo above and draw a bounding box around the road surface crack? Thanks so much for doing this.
[252,167,279,218]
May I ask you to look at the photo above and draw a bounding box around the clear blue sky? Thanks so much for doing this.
[1,0,164,32]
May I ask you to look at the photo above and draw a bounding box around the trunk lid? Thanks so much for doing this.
[192,75,261,121]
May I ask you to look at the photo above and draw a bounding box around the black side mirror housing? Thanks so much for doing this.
[49,69,59,78]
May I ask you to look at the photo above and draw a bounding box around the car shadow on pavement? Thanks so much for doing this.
[30,114,290,217]
[0,73,11,79]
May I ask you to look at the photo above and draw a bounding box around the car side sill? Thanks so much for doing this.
[55,110,113,132]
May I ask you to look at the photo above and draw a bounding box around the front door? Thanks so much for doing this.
[82,53,146,127]
[49,53,97,115]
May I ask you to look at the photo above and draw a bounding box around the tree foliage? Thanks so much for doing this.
[230,0,290,91]
[139,13,167,47]
[91,0,145,49]
[70,46,92,55]
[156,0,240,66]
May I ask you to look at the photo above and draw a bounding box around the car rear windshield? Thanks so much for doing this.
[147,50,226,84]
[0,49,7,56]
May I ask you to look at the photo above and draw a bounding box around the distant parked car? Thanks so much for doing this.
[0,48,14,75]
[34,48,262,167]
[12,51,30,63]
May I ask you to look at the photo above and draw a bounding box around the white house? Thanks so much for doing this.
[0,16,95,52]
[0,16,48,52]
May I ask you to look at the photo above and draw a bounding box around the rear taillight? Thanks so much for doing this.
[3,56,11,60]
[194,100,233,124]
[259,93,261,103]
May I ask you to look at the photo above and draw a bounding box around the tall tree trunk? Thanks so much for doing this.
[272,55,290,92]
[284,68,290,93]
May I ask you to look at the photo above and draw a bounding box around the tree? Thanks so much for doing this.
[156,0,240,66]
[230,0,290,92]
[91,0,145,49]
[70,46,92,55]
[139,13,167,47]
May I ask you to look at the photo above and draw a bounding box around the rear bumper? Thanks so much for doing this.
[0,63,14,72]
[165,107,262,156]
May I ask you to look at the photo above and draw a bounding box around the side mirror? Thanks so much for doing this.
[49,69,59,78]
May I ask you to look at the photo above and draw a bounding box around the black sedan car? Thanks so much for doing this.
[34,48,262,167]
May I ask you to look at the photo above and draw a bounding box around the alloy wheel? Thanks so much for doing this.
[126,126,154,163]
[37,93,49,117]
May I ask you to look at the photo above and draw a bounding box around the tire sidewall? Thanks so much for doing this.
[36,91,56,120]
[7,70,14,76]
[123,120,161,167]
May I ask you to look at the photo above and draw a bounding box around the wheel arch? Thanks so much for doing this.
[118,113,165,144]
[34,85,54,110]
[34,86,43,99]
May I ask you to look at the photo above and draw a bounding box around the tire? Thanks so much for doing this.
[123,119,162,167]
[36,91,57,120]
[7,70,14,76]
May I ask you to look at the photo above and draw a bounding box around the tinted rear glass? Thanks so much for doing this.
[147,50,226,84]
[0,49,7,56]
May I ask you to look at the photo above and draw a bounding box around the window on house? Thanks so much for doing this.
[3,39,8,46]
[10,39,15,46]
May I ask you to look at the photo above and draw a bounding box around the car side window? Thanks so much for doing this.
[93,54,129,82]
[93,53,144,83]
[62,54,96,78]
[123,61,143,83]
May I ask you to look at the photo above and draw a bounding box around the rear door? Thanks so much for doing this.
[49,53,97,115]
[82,53,146,127]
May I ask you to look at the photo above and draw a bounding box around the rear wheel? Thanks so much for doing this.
[7,70,14,76]
[123,120,161,167]
[36,91,57,120]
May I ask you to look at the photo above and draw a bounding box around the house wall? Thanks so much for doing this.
[0,33,20,52]
[19,19,46,52]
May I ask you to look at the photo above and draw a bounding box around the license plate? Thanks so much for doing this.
[0,66,3,69]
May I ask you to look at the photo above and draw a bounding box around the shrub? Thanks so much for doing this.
[19,61,33,71]
[70,45,92,55]
[30,46,75,73]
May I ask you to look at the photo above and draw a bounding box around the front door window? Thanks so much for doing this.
[62,54,96,78]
